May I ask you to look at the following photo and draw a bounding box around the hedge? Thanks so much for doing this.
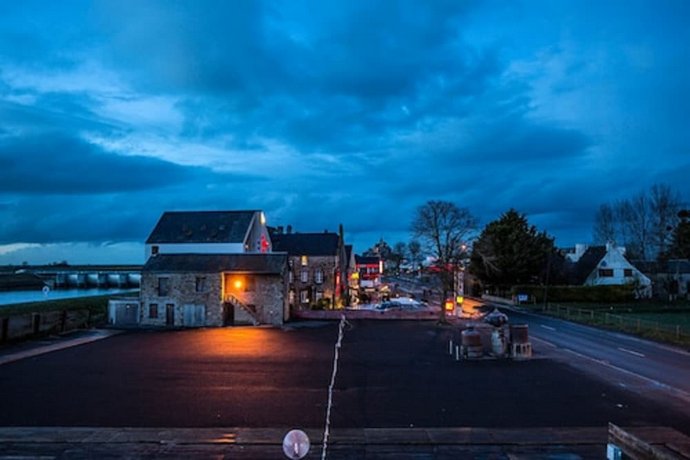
[511,284,637,303]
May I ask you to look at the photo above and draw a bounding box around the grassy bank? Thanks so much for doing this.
[530,301,690,348]
[0,292,139,323]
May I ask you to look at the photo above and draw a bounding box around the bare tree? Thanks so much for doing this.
[617,193,651,260]
[411,201,477,322]
[408,240,422,273]
[650,183,681,259]
[593,203,617,244]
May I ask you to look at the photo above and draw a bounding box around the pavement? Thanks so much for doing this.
[2,320,690,458]
[0,328,121,366]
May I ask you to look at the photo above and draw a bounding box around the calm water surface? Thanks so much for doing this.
[0,288,138,306]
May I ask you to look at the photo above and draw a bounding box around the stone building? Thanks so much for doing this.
[140,253,288,326]
[271,228,349,309]
[119,210,289,327]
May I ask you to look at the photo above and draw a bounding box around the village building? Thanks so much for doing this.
[110,210,289,327]
[271,227,349,309]
[563,243,652,297]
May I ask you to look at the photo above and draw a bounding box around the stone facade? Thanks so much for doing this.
[140,269,287,327]
[287,255,338,308]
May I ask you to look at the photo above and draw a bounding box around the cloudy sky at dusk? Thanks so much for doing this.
[1,0,688,264]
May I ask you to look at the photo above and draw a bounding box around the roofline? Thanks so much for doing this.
[242,211,259,248]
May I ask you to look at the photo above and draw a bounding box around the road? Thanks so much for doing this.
[497,306,690,406]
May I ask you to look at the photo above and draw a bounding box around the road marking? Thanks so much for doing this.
[531,336,557,348]
[540,325,556,331]
[618,347,645,358]
[561,348,690,404]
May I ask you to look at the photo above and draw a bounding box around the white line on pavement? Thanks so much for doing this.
[617,347,646,358]
[540,325,556,331]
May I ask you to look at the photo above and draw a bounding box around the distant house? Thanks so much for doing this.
[633,259,690,301]
[271,229,349,309]
[564,243,652,297]
[355,255,383,290]
[110,210,289,327]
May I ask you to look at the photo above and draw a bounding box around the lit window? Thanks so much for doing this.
[300,289,309,304]
[598,269,614,277]
[315,269,324,284]
[315,291,324,301]
[301,255,308,266]
[300,269,309,283]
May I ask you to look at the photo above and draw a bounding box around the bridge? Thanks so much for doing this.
[14,265,142,289]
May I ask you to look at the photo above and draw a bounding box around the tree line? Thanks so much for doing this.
[592,183,687,261]
[365,182,687,302]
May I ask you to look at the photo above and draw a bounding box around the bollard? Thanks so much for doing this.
[449,339,454,355]
[455,345,460,361]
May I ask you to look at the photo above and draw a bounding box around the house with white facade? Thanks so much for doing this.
[109,210,289,327]
[564,243,652,297]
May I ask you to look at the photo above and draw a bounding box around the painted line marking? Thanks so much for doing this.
[531,336,557,348]
[618,347,645,358]
[540,325,556,331]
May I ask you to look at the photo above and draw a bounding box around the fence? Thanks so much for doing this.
[542,303,690,342]
[0,309,96,344]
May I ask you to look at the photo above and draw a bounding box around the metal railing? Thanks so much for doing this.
[542,303,690,342]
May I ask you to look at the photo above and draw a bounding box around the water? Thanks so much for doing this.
[0,288,139,306]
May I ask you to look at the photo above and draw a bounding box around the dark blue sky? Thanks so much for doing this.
[1,0,689,263]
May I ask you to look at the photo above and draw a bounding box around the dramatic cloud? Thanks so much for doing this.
[0,0,688,263]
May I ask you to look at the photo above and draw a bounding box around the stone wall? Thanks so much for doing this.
[223,274,286,325]
[141,270,287,327]
[140,272,223,327]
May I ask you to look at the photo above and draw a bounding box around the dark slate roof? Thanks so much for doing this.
[566,246,607,284]
[355,255,380,265]
[146,211,257,244]
[633,259,690,275]
[271,233,339,256]
[143,253,286,274]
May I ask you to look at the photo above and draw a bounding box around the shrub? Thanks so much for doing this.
[511,284,636,303]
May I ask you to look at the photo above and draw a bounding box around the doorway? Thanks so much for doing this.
[165,303,175,326]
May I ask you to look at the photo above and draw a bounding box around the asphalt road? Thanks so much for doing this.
[498,307,690,400]
[1,320,689,434]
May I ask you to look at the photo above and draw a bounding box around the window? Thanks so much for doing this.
[315,291,324,301]
[300,289,309,304]
[151,245,159,255]
[623,269,633,277]
[289,271,294,283]
[315,269,324,284]
[300,269,309,283]
[158,277,170,296]
[289,290,295,305]
[301,255,308,266]
[195,276,207,292]
[149,303,158,319]
[598,269,614,277]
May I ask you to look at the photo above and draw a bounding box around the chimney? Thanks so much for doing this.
[276,226,284,234]
[287,224,293,234]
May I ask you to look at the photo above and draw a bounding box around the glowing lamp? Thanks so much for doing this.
[234,279,243,290]
[444,300,454,311]
[456,296,464,304]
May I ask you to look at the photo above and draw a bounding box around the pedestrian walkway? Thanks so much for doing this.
[0,329,121,366]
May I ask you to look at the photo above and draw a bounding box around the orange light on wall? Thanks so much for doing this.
[234,279,243,289]
[444,299,454,311]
